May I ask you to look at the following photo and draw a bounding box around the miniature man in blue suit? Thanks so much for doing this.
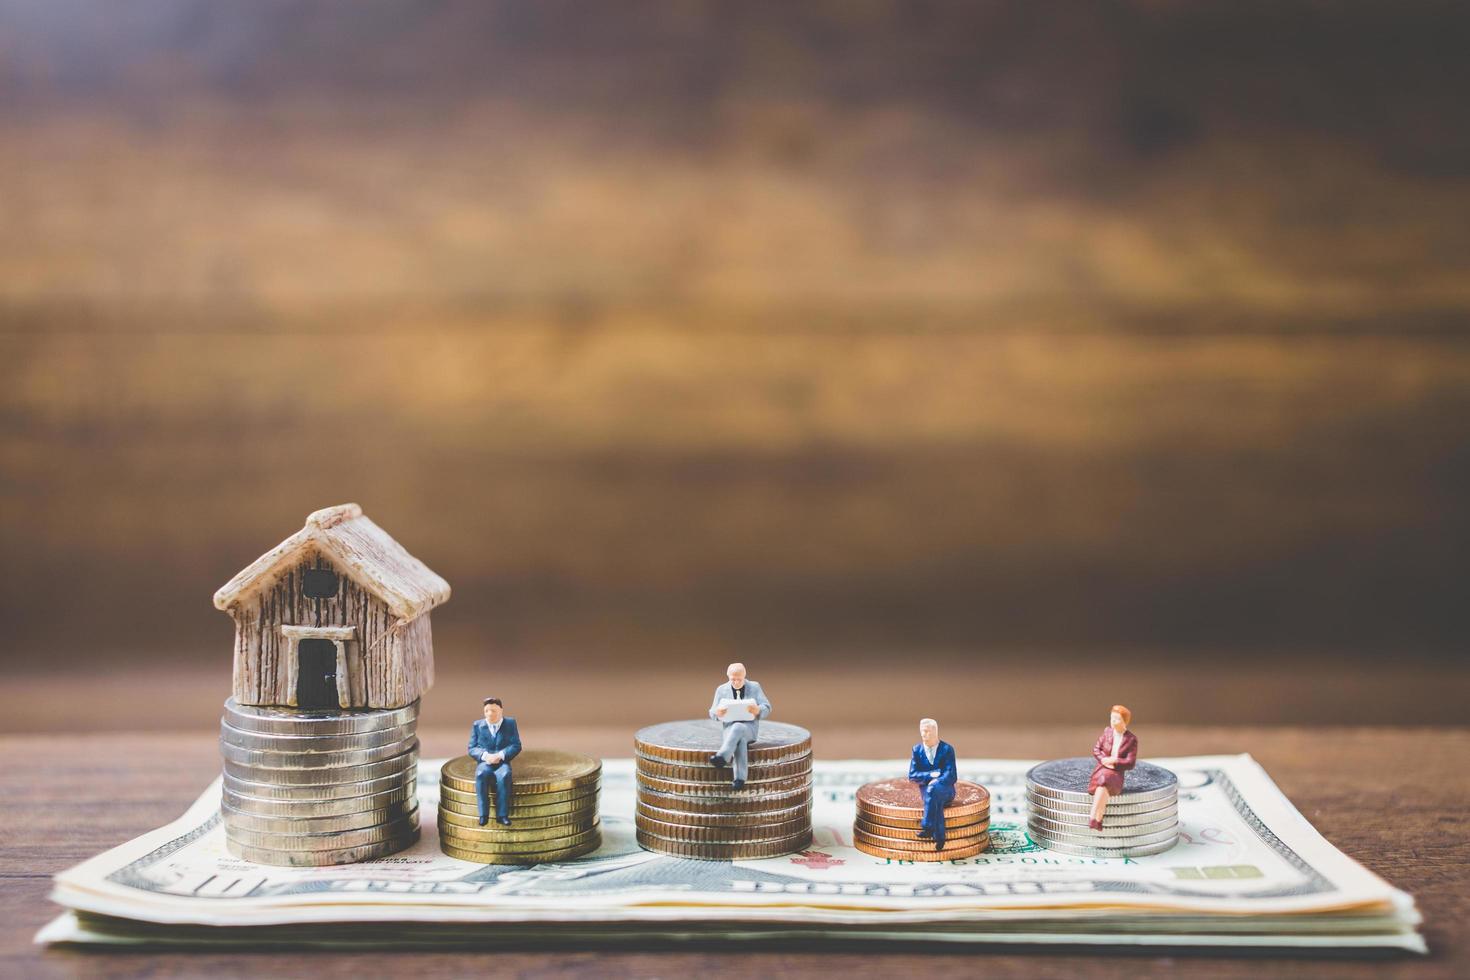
[468,697,522,826]
[706,662,772,789]
[908,717,957,851]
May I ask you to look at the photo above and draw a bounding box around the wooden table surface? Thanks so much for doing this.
[3,726,1466,979]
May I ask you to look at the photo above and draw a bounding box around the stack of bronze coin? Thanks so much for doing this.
[218,698,421,866]
[851,779,991,860]
[634,720,813,860]
[1025,758,1180,858]
[437,749,601,864]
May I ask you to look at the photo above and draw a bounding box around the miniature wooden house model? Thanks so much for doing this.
[214,503,450,710]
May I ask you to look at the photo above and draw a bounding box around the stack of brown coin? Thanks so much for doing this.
[852,778,991,861]
[437,749,601,864]
[219,698,421,867]
[634,720,813,860]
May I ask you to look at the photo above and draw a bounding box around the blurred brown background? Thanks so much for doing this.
[2,0,1468,733]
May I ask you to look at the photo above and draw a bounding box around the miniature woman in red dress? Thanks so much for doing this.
[1087,704,1137,830]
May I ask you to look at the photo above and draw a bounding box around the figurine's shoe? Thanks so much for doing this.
[934,839,945,852]
[1088,819,1102,831]
[497,817,512,826]
[731,779,745,790]
[708,755,727,768]
[478,815,489,827]
[916,829,933,839]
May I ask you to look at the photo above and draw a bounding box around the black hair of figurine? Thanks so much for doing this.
[483,697,503,707]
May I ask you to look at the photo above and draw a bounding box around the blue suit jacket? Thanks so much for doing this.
[908,740,957,788]
[468,717,522,766]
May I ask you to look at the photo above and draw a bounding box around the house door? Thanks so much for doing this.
[296,638,339,709]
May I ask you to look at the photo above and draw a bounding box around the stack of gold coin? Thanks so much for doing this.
[634,720,813,860]
[852,778,991,861]
[1025,758,1180,858]
[437,749,601,864]
[218,698,421,866]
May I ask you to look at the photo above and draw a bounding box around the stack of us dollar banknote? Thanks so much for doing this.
[39,755,1423,952]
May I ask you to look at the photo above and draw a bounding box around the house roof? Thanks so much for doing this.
[213,503,451,623]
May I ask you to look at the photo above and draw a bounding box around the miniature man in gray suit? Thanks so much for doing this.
[707,662,772,789]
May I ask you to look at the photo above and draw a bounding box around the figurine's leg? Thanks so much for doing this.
[474,762,494,822]
[493,763,514,822]
[716,723,740,763]
[925,784,955,848]
[730,725,751,784]
[1090,786,1110,828]
[717,723,752,783]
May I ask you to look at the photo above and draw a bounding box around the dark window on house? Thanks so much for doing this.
[302,568,339,599]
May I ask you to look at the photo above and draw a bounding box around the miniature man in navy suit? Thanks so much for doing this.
[468,697,522,826]
[908,717,957,851]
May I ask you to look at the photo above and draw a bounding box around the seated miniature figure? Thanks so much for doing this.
[706,662,772,789]
[908,718,958,850]
[1087,704,1138,830]
[468,697,522,826]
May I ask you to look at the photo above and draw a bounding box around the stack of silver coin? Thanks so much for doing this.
[219,698,421,866]
[1025,758,1180,858]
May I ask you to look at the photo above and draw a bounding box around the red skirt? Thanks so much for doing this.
[1087,765,1126,795]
